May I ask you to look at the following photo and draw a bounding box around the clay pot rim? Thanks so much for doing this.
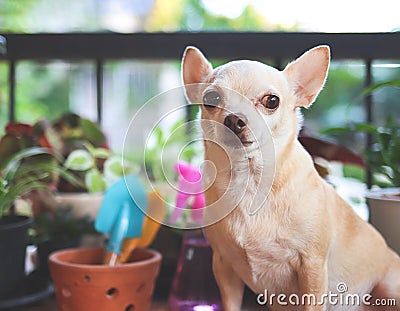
[53,192,104,199]
[366,187,400,202]
[49,247,161,270]
[0,215,32,231]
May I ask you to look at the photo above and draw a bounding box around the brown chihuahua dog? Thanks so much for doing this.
[181,45,400,311]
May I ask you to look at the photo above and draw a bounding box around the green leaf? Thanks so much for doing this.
[377,132,392,152]
[362,80,400,96]
[354,123,378,134]
[84,142,110,159]
[153,126,164,145]
[2,147,52,184]
[388,142,400,169]
[92,148,110,159]
[1,146,51,171]
[0,177,49,217]
[64,150,94,171]
[33,162,84,188]
[85,168,106,193]
[181,146,196,162]
[320,127,352,135]
[104,156,124,177]
[80,118,106,147]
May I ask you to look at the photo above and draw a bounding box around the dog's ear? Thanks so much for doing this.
[182,46,213,103]
[283,45,330,108]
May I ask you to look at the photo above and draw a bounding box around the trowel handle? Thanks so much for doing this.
[103,251,119,266]
[103,203,130,265]
[118,238,140,263]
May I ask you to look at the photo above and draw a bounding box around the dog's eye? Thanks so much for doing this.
[203,91,221,108]
[261,95,280,110]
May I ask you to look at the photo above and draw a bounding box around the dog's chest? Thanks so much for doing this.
[207,211,300,294]
[205,164,300,293]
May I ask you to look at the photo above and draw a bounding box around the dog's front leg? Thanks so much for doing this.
[298,256,328,311]
[212,252,244,311]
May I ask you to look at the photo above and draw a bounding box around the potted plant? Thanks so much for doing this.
[360,117,400,254]
[324,79,400,254]
[1,114,135,220]
[0,146,58,298]
[48,247,162,311]
[0,120,104,296]
[55,142,136,220]
[48,174,162,311]
[46,113,137,220]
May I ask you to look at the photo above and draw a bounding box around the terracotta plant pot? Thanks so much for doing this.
[49,247,162,311]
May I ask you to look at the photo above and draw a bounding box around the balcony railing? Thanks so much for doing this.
[1,32,399,123]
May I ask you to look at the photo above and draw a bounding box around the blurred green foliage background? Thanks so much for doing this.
[0,0,399,158]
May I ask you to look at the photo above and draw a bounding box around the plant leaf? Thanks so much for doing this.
[354,123,378,134]
[85,168,106,193]
[64,150,94,171]
[362,80,400,96]
[104,156,124,177]
[298,135,365,167]
[2,147,52,181]
[80,118,107,147]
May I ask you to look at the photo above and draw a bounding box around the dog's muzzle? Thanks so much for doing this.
[223,113,253,147]
[224,113,247,135]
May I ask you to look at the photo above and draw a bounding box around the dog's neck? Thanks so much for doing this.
[272,138,317,193]
[206,137,318,214]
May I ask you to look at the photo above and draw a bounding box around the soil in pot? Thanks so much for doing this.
[49,247,162,311]
[0,215,32,298]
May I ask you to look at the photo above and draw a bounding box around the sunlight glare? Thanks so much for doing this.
[201,0,400,32]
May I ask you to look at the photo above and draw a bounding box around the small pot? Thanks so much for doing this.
[49,247,162,311]
[0,215,32,298]
[367,188,400,255]
[53,192,104,220]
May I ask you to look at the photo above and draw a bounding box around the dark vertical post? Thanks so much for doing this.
[9,60,16,122]
[96,59,103,125]
[365,60,373,188]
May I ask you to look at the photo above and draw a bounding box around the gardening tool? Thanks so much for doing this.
[95,174,147,266]
[118,190,165,263]
[169,161,205,224]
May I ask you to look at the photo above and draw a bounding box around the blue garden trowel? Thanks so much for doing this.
[95,175,147,266]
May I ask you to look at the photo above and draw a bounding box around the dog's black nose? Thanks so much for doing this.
[224,113,247,134]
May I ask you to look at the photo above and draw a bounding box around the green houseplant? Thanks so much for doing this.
[0,112,133,229]
[358,118,400,255]
[48,113,136,221]
[326,118,400,254]
[0,116,115,289]
[0,146,59,298]
[324,80,400,254]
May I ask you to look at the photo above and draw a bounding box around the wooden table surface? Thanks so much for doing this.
[12,295,260,311]
[9,295,262,311]
[16,298,171,311]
